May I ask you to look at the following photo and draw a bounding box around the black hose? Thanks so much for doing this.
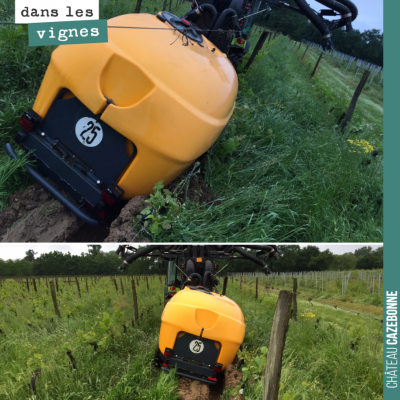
[181,272,203,288]
[123,245,162,264]
[293,0,333,50]
[232,246,267,269]
[335,0,358,21]
[203,271,214,290]
[316,0,352,32]
[185,4,219,32]
[190,273,203,286]
[208,8,241,44]
[242,245,275,252]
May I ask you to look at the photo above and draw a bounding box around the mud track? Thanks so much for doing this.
[0,174,218,243]
[177,364,243,400]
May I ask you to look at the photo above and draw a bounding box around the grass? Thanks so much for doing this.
[0,2,383,242]
[158,33,383,242]
[0,276,181,399]
[303,45,383,149]
[0,274,383,399]
[229,278,383,400]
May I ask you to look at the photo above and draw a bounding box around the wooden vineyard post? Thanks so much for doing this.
[310,52,323,78]
[298,41,302,50]
[292,278,298,321]
[131,279,139,322]
[75,277,81,298]
[134,0,143,14]
[146,276,149,291]
[243,31,269,73]
[55,278,59,292]
[50,281,61,318]
[85,278,89,293]
[113,278,118,291]
[222,277,228,295]
[256,277,259,300]
[26,279,30,293]
[263,290,293,400]
[340,69,370,134]
[33,278,37,293]
[120,277,125,295]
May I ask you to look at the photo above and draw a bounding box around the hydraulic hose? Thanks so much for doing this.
[208,8,241,44]
[316,0,352,32]
[232,246,270,274]
[181,272,203,288]
[293,0,333,50]
[185,3,219,31]
[242,245,275,252]
[336,0,358,21]
[125,245,161,263]
[203,271,214,290]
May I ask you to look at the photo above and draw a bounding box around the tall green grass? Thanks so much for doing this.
[157,34,383,242]
[0,277,180,399]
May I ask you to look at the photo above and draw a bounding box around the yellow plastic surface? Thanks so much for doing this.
[159,287,245,371]
[32,13,238,198]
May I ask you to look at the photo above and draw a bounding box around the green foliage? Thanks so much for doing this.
[0,275,171,399]
[141,181,182,235]
[238,346,268,383]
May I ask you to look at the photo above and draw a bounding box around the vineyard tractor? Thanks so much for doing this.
[116,244,277,384]
[5,1,357,226]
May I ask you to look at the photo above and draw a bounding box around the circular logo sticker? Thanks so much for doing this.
[189,340,204,354]
[75,117,103,147]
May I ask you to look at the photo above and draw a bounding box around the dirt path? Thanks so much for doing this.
[177,364,243,400]
[0,174,216,242]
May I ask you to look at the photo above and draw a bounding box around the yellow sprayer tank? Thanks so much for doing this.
[157,286,245,384]
[8,12,237,225]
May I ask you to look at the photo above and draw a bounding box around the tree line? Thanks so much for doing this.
[256,0,383,66]
[0,245,383,277]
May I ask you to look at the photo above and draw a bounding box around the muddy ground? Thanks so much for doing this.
[0,174,218,243]
[177,364,243,400]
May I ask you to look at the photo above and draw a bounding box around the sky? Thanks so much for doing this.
[305,0,383,33]
[0,243,383,261]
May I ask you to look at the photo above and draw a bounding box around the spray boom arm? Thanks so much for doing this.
[116,245,277,276]
[264,0,358,50]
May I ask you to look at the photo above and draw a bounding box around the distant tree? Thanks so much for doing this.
[24,249,37,262]
[355,247,383,270]
[354,246,373,258]
[308,250,334,271]
[0,259,33,276]
[331,253,357,270]
[297,246,320,271]
[87,245,102,256]
[273,245,301,272]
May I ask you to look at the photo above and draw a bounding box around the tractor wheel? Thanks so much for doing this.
[153,347,162,368]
